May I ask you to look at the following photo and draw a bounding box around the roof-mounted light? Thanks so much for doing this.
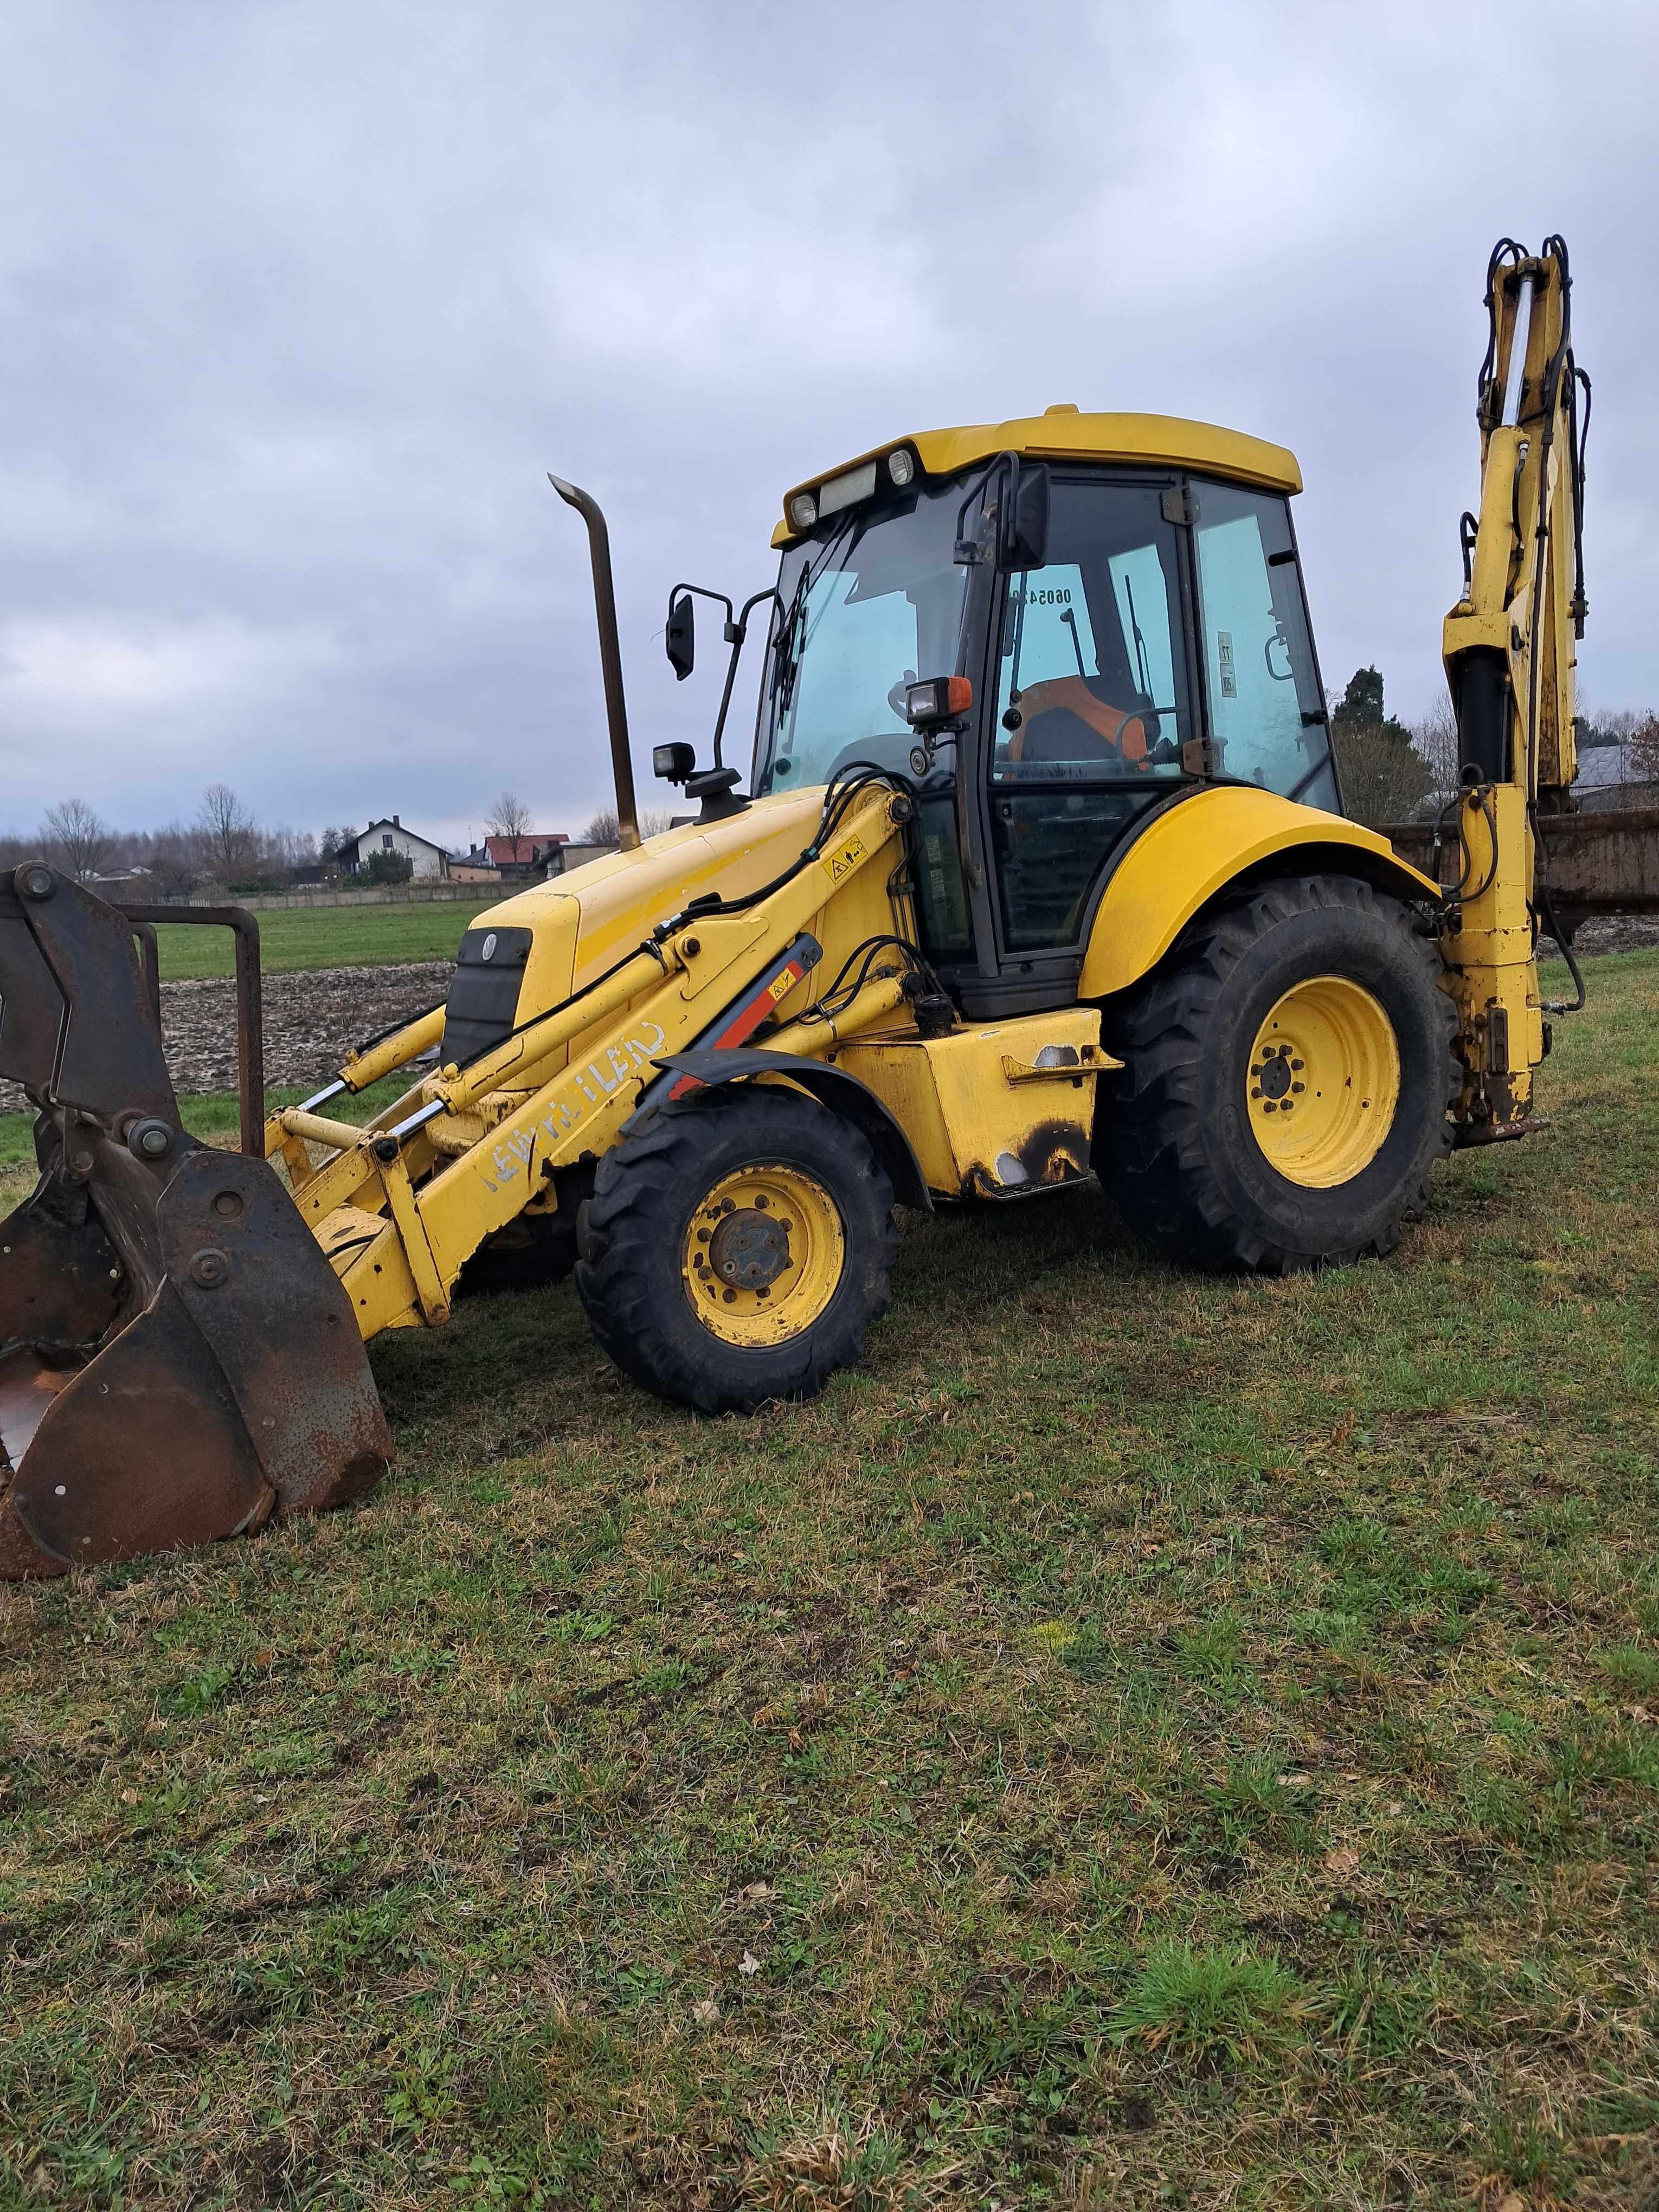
[787,491,818,531]
[887,447,916,487]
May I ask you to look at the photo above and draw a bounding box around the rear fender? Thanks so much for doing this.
[641,1047,933,1212]
[1079,786,1441,999]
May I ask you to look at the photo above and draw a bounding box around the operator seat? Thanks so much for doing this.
[1008,674,1158,772]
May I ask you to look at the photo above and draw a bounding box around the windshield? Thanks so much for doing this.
[755,477,971,794]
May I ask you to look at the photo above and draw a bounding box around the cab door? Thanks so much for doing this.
[980,473,1199,970]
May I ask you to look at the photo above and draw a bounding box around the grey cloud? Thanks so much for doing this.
[2,0,1655,844]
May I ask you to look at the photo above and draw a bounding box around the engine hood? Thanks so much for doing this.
[468,787,832,1013]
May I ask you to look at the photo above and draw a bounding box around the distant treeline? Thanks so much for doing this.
[0,785,347,897]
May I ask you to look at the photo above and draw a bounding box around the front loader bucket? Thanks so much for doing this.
[0,865,390,1579]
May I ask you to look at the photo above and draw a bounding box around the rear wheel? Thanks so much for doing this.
[1096,874,1458,1271]
[575,1088,897,1412]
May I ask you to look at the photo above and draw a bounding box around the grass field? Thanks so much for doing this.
[2,953,1657,2209]
[153,902,497,980]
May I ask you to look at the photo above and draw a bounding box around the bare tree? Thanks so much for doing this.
[196,783,258,884]
[486,792,532,842]
[578,805,674,846]
[1629,712,1659,785]
[1330,721,1434,829]
[1410,699,1460,812]
[42,797,113,882]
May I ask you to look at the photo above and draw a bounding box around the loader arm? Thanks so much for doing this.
[1439,234,1589,1137]
[270,782,917,1339]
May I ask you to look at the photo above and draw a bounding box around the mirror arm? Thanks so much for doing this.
[710,588,783,770]
[666,581,735,628]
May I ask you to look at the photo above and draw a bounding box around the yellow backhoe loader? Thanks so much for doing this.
[0,235,1590,1575]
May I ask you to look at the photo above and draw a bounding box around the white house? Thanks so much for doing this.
[339,818,451,880]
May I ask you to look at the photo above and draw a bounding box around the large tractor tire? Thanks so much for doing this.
[1096,874,1459,1273]
[575,1087,898,1413]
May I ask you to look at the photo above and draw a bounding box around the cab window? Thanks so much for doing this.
[1191,483,1336,807]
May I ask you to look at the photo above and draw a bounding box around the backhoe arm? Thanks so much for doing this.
[1440,234,1589,1136]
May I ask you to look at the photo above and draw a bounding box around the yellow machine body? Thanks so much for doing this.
[273,396,1451,1326]
[837,1010,1114,1200]
[267,764,1446,1343]
[1076,786,1437,999]
[271,294,1577,1346]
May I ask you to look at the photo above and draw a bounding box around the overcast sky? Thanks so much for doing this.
[3,0,1655,850]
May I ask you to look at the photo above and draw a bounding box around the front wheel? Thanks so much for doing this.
[575,1088,898,1413]
[1096,874,1459,1272]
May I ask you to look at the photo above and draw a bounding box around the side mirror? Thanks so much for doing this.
[999,461,1050,570]
[666,593,695,681]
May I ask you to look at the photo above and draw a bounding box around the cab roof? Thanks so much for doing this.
[771,407,1303,547]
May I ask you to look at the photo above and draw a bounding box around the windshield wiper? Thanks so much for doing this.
[770,511,858,716]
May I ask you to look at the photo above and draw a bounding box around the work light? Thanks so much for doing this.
[904,676,973,726]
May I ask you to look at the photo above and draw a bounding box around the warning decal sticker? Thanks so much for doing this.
[821,833,866,884]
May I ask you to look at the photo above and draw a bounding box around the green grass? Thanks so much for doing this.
[153,901,497,979]
[2,953,1658,2207]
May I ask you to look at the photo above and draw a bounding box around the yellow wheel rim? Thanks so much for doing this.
[681,1163,846,1348]
[1246,974,1400,1188]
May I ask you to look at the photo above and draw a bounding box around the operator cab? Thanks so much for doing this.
[750,411,1339,1018]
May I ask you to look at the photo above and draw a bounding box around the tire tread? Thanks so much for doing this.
[1097,874,1459,1274]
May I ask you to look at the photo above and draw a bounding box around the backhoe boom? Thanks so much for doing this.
[1439,235,1589,1136]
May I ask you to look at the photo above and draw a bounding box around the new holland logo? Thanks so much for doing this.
[821,834,865,884]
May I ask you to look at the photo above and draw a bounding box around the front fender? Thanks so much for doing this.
[639,1047,933,1212]
[1079,786,1441,999]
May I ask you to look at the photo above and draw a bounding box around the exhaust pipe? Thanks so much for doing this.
[549,475,641,852]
